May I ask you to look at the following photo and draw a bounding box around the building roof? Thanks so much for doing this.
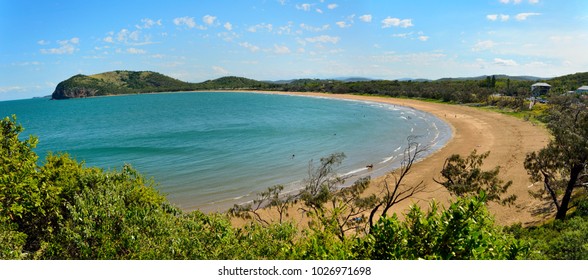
[531,82,551,88]
[577,85,588,91]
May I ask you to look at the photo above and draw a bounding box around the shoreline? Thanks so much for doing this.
[227,90,550,226]
[47,89,551,225]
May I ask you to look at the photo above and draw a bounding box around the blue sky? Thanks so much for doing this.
[1,0,587,101]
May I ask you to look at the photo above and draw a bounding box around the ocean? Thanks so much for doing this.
[0,91,451,212]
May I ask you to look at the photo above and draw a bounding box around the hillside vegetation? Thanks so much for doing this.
[52,70,588,103]
[51,71,272,99]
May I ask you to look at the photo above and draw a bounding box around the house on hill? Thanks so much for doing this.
[576,86,588,94]
[531,82,551,96]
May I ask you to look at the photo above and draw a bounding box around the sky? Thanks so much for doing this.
[1,0,587,101]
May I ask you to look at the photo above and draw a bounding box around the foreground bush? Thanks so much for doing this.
[360,193,528,260]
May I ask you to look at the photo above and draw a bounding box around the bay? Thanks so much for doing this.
[0,92,451,212]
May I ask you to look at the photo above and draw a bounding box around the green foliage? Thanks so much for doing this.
[546,72,588,92]
[40,165,173,259]
[436,150,516,205]
[0,221,26,259]
[1,115,39,221]
[289,228,358,260]
[525,96,588,220]
[507,200,588,259]
[363,193,528,260]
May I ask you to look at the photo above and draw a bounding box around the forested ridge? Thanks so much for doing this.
[51,70,588,103]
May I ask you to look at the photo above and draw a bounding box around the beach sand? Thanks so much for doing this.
[232,91,551,227]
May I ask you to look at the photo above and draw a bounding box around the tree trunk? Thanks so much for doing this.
[556,164,582,220]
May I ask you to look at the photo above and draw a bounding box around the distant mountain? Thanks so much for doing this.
[332,77,375,82]
[437,74,544,82]
[397,78,432,82]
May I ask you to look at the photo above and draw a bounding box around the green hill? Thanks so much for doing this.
[51,70,200,99]
[546,72,588,91]
[51,71,275,99]
[197,76,270,89]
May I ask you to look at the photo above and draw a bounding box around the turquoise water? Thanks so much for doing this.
[0,92,450,212]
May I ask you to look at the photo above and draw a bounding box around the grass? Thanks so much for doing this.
[477,103,548,125]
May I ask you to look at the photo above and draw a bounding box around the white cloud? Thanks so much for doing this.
[305,35,340,44]
[335,15,355,28]
[173,16,197,29]
[392,33,411,38]
[277,22,295,35]
[381,17,413,28]
[359,14,372,23]
[0,86,25,93]
[203,15,217,26]
[472,40,497,51]
[500,0,540,4]
[212,66,229,75]
[336,21,351,28]
[40,38,79,55]
[300,23,330,32]
[37,40,50,45]
[11,61,42,66]
[127,47,146,54]
[273,44,291,54]
[239,42,260,52]
[224,22,233,31]
[136,18,162,29]
[493,58,518,66]
[515,12,541,21]
[418,36,429,42]
[111,29,142,43]
[296,3,311,11]
[500,0,523,4]
[247,23,273,33]
[486,14,510,21]
[327,4,338,9]
[128,31,140,41]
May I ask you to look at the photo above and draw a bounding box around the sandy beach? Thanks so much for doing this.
[235,91,551,226]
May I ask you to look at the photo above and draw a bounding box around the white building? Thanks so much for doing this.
[531,82,551,96]
[576,86,588,94]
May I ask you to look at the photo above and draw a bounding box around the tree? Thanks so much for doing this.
[230,184,294,225]
[298,153,377,240]
[435,150,516,205]
[368,137,428,229]
[525,96,588,220]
